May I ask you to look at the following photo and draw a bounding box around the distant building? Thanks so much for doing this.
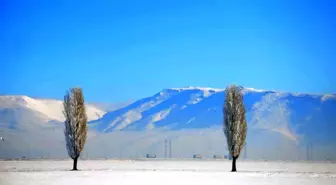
[224,155,232,160]
[213,155,223,159]
[146,154,156,158]
[193,154,202,159]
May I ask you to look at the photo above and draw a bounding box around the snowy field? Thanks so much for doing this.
[0,160,335,185]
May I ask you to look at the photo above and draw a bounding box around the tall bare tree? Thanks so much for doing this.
[63,87,88,171]
[223,85,247,172]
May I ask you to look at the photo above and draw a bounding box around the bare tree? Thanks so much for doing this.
[223,85,247,172]
[63,87,88,171]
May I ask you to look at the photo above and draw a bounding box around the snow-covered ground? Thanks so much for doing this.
[0,160,335,185]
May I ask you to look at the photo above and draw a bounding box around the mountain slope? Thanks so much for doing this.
[89,86,336,145]
[0,95,106,129]
[90,100,134,112]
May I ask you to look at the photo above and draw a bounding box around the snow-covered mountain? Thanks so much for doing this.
[0,95,106,129]
[1,86,336,160]
[89,86,336,144]
[2,87,335,141]
[90,101,134,112]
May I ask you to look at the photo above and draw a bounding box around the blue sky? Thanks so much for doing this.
[1,0,335,102]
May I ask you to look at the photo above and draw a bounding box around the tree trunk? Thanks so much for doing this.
[73,157,78,171]
[231,156,237,172]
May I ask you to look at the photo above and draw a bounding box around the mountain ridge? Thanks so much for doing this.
[0,95,106,122]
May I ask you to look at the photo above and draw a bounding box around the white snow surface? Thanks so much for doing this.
[250,93,298,143]
[145,107,174,130]
[168,86,267,93]
[114,110,142,130]
[169,86,224,92]
[240,87,268,95]
[187,117,196,124]
[321,94,336,102]
[0,95,106,122]
[0,160,335,185]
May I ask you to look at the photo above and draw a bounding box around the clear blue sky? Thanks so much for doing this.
[1,0,335,102]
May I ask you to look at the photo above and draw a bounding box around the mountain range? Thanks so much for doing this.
[0,86,335,160]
